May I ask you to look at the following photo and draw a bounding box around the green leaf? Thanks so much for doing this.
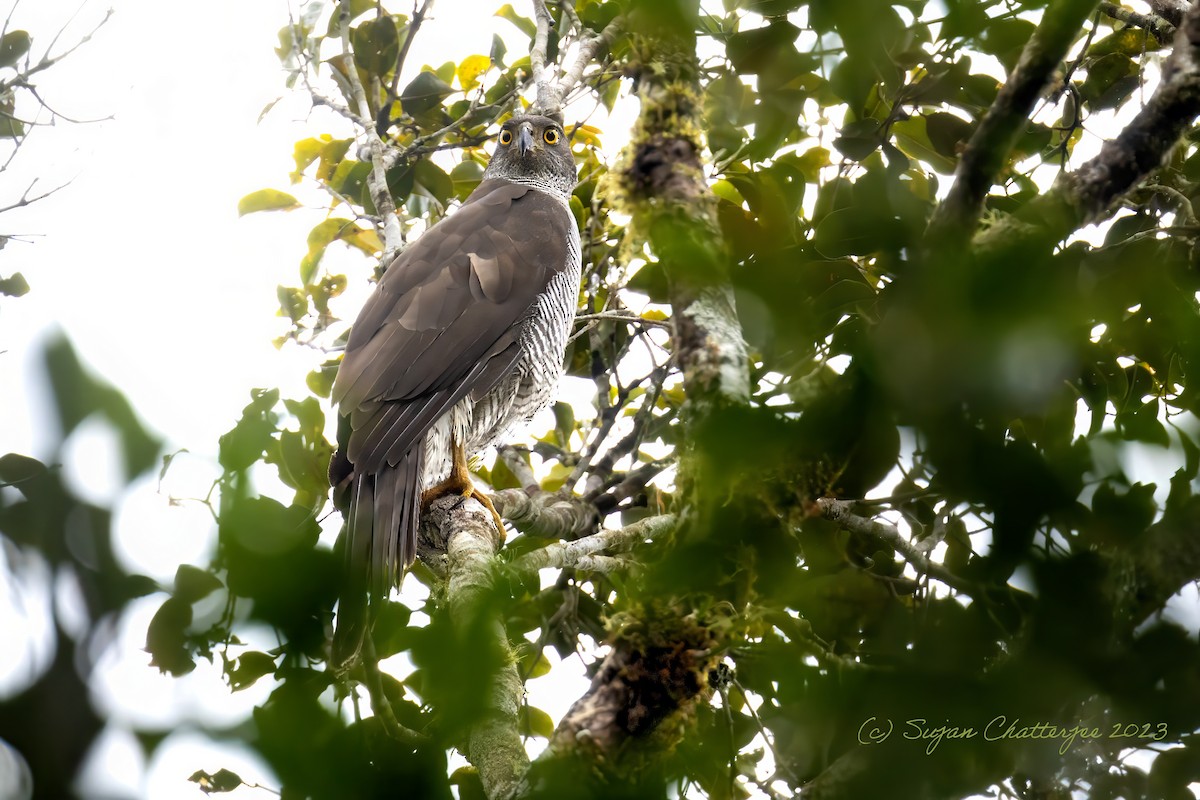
[278,285,309,322]
[488,452,523,490]
[832,118,881,161]
[306,361,339,398]
[450,160,484,201]
[221,495,321,557]
[1119,399,1169,446]
[291,136,327,180]
[352,16,399,74]
[400,70,455,114]
[892,116,958,174]
[553,401,575,448]
[188,768,244,794]
[415,159,454,203]
[174,565,223,603]
[0,30,31,68]
[519,705,555,739]
[229,651,278,691]
[146,597,196,676]
[1080,54,1138,110]
[316,138,353,181]
[434,60,457,85]
[0,452,46,487]
[218,389,280,471]
[238,189,300,216]
[0,91,21,138]
[331,158,372,203]
[979,18,1037,71]
[489,33,508,68]
[1089,27,1167,58]
[522,648,553,679]
[0,272,30,297]
[494,4,537,37]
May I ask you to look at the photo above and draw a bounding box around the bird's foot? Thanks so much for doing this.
[420,472,507,542]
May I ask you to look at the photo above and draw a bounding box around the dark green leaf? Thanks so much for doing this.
[174,565,223,603]
[0,30,31,68]
[352,16,399,75]
[189,768,244,794]
[230,651,278,691]
[400,70,455,114]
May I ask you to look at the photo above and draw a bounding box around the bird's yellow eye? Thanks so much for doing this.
[499,129,513,146]
[543,128,560,145]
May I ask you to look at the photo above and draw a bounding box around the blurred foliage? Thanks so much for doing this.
[0,0,1188,798]
[0,334,162,800]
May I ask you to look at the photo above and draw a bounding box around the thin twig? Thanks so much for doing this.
[337,0,404,260]
[360,634,430,745]
[380,0,434,135]
[815,498,971,593]
[556,15,622,101]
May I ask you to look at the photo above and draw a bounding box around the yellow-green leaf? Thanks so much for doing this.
[519,706,555,739]
[891,117,957,175]
[523,649,552,679]
[238,189,300,216]
[494,4,536,37]
[457,54,492,91]
[342,226,383,255]
[570,123,604,148]
[793,147,831,182]
[540,462,572,492]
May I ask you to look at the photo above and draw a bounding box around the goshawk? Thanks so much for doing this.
[329,114,581,660]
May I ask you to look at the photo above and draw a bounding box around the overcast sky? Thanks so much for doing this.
[0,1,585,796]
[4,1,1198,797]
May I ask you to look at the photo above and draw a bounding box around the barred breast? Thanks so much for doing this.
[421,188,582,486]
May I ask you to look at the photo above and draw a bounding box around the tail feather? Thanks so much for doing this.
[332,447,424,668]
[332,473,373,666]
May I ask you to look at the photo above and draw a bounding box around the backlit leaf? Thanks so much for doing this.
[238,189,300,216]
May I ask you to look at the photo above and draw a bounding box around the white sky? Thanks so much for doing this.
[2,1,1198,798]
[0,1,604,797]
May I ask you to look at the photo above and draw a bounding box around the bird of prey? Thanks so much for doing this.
[328,114,581,662]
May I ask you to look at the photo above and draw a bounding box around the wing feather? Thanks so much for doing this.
[330,178,576,659]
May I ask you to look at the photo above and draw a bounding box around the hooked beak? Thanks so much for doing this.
[516,123,535,156]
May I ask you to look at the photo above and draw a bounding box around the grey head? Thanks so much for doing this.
[482,114,577,198]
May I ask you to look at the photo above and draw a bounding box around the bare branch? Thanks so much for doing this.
[815,498,973,594]
[420,493,529,800]
[509,513,675,575]
[528,0,622,117]
[18,7,113,85]
[976,0,1200,249]
[491,488,598,539]
[0,179,71,215]
[337,0,404,261]
[1100,0,1176,43]
[926,0,1100,246]
[530,0,554,112]
[556,15,622,101]
[359,635,430,745]
[1147,0,1188,27]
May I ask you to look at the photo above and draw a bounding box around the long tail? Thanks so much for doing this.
[331,447,422,667]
